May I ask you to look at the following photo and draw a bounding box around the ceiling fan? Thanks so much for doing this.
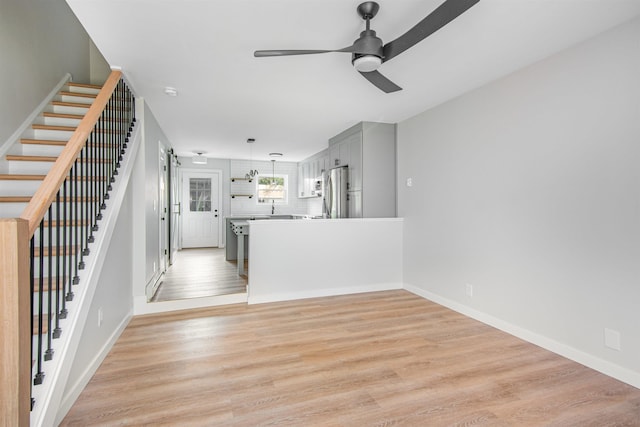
[254,0,481,93]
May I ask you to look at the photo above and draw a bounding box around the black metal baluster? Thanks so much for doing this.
[61,174,70,312]
[44,207,54,361]
[29,235,35,393]
[73,160,80,285]
[81,144,90,260]
[53,192,62,338]
[34,221,45,385]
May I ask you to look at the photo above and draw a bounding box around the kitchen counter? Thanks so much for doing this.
[247,218,403,304]
[224,214,301,261]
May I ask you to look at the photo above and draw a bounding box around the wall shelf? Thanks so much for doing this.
[231,194,253,199]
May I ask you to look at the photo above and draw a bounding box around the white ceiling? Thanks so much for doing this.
[67,0,640,162]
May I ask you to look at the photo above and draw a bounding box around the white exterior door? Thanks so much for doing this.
[181,171,220,248]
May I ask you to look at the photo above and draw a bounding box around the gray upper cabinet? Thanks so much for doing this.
[298,148,328,198]
[328,122,396,218]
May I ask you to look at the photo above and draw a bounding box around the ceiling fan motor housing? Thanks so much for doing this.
[351,29,383,71]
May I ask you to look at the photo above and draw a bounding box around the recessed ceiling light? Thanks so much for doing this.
[164,87,178,96]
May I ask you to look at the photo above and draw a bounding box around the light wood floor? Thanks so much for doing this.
[62,290,640,426]
[150,248,247,302]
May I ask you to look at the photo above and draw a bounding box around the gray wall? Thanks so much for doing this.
[398,18,640,379]
[144,102,172,287]
[0,0,101,143]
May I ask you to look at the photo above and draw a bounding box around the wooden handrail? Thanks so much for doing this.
[20,70,123,237]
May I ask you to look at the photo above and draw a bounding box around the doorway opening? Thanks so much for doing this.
[150,166,248,302]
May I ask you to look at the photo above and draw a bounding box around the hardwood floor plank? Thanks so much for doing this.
[62,290,640,426]
[150,248,247,302]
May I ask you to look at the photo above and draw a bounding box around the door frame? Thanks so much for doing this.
[179,168,224,248]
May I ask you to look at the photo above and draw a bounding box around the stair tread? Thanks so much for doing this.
[0,174,45,180]
[0,196,99,203]
[40,219,89,227]
[32,124,77,132]
[51,101,91,109]
[32,279,65,292]
[5,155,58,162]
[20,138,119,147]
[34,245,78,257]
[33,314,50,336]
[43,112,85,120]
[60,91,97,99]
[0,174,107,181]
[68,82,102,90]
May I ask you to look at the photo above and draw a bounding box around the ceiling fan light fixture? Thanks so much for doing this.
[353,55,382,72]
[192,152,207,165]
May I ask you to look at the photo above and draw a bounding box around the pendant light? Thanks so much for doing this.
[245,138,258,180]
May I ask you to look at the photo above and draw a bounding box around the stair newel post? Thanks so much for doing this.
[44,206,54,361]
[0,219,31,427]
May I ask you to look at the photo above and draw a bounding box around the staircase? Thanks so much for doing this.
[0,71,136,426]
[0,82,99,217]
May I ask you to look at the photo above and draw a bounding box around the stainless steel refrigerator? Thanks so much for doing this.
[322,166,348,218]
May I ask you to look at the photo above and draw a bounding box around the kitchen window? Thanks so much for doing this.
[257,174,288,204]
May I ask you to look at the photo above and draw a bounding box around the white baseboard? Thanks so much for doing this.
[54,313,132,425]
[248,282,403,305]
[403,283,640,390]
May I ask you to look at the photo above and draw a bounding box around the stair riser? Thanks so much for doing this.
[51,105,90,115]
[7,161,53,175]
[31,255,83,281]
[33,129,75,140]
[20,144,66,158]
[65,85,100,96]
[60,95,94,105]
[0,180,41,196]
[41,116,82,127]
[0,199,104,219]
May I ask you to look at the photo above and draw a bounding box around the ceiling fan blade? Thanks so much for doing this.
[359,70,402,93]
[254,46,356,57]
[382,0,480,63]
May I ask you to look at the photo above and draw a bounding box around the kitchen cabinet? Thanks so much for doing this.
[328,122,396,218]
[297,149,328,198]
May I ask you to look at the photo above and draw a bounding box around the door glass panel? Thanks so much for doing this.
[189,178,211,212]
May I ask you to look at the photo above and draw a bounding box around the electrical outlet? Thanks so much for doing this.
[406,178,413,187]
[466,283,473,297]
[98,308,103,327]
[604,328,621,351]
[153,261,156,272]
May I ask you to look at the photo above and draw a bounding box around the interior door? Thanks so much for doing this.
[182,171,220,248]
[159,145,168,273]
[168,152,180,263]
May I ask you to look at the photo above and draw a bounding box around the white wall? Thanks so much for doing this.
[249,218,403,304]
[143,102,172,288]
[61,168,135,401]
[177,157,315,221]
[0,0,103,144]
[229,159,309,216]
[398,18,640,386]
